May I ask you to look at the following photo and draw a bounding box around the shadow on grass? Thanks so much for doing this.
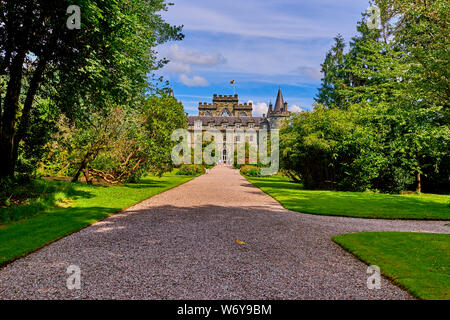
[0,180,94,224]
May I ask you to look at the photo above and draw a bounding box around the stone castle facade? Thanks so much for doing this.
[185,89,291,162]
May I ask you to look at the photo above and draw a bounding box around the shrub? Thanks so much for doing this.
[176,164,206,176]
[240,165,261,177]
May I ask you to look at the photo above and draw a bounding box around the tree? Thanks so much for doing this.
[0,0,183,179]
[376,0,449,110]
[298,3,449,193]
[44,94,186,184]
[315,35,347,108]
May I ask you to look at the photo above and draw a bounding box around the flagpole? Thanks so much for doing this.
[231,80,236,95]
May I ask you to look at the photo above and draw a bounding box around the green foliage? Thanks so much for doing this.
[40,94,187,184]
[14,97,60,176]
[281,103,449,193]
[176,164,205,176]
[378,0,449,109]
[287,2,449,193]
[240,165,261,177]
[143,95,188,176]
[0,0,183,178]
[315,34,347,108]
[333,232,450,300]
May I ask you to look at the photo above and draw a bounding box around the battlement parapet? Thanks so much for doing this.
[235,102,253,109]
[213,93,239,102]
[199,102,215,109]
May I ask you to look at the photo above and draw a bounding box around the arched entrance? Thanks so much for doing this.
[222,149,227,162]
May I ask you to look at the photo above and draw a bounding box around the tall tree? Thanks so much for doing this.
[377,0,449,110]
[290,1,449,193]
[315,35,347,108]
[0,0,183,178]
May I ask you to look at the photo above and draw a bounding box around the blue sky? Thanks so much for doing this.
[156,0,370,115]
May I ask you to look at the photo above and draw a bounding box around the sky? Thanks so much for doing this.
[155,0,371,116]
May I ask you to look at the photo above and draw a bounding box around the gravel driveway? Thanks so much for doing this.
[0,165,448,299]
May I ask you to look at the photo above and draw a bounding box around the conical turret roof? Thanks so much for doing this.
[274,88,284,112]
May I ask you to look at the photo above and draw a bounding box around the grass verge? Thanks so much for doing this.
[333,232,450,300]
[245,175,450,220]
[0,171,196,266]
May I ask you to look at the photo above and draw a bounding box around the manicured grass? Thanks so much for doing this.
[333,232,450,300]
[245,175,450,220]
[0,171,196,266]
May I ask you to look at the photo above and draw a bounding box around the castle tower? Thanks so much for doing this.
[268,88,290,128]
[197,94,254,117]
[274,88,284,112]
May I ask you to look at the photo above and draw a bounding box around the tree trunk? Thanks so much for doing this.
[72,154,90,183]
[0,50,27,178]
[83,167,92,185]
[0,2,34,178]
[416,158,422,193]
[285,170,301,183]
[11,58,48,172]
[72,161,86,183]
[416,171,422,193]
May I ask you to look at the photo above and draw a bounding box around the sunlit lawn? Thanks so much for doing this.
[246,175,450,220]
[333,232,450,300]
[0,171,196,266]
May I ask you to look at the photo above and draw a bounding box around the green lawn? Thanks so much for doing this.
[245,175,450,220]
[333,232,450,300]
[0,171,196,266]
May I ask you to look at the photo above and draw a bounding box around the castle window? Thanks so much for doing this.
[209,123,214,128]
[249,136,254,142]
[249,123,254,128]
[239,112,247,117]
[222,123,228,129]
[221,109,230,117]
[204,111,212,116]
[236,124,241,129]
[236,136,240,142]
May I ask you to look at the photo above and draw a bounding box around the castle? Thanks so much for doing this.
[185,88,290,163]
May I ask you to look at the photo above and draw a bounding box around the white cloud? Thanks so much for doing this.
[296,66,323,81]
[249,100,306,116]
[248,101,268,117]
[165,2,337,41]
[161,44,226,86]
[162,44,225,77]
[158,0,369,102]
[289,104,305,113]
[159,0,369,80]
[167,44,226,66]
[179,74,209,87]
[164,0,368,41]
[165,61,192,74]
